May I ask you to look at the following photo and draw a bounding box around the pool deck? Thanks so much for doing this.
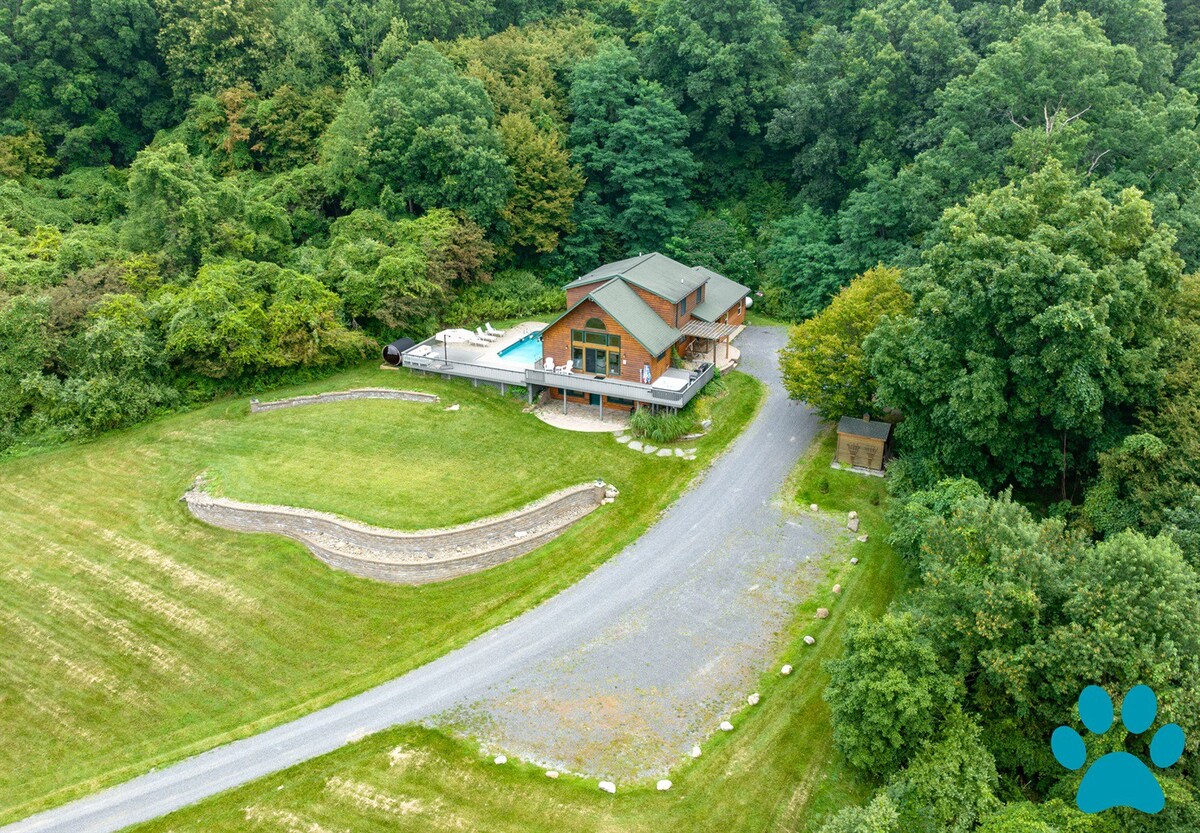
[402,321,717,410]
[425,322,546,371]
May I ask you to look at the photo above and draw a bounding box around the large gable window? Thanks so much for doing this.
[570,324,621,376]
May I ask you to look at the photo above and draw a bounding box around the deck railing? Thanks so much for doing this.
[526,360,714,407]
[401,338,528,386]
[401,337,716,407]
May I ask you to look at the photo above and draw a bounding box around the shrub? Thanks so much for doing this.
[444,268,562,325]
[629,407,694,443]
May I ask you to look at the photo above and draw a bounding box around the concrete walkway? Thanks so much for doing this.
[2,326,830,833]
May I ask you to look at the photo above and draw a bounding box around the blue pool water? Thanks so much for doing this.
[497,332,543,365]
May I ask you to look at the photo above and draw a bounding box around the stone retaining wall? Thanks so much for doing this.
[183,482,610,584]
[250,388,438,412]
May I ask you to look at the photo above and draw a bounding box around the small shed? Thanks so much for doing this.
[382,337,416,366]
[836,415,892,472]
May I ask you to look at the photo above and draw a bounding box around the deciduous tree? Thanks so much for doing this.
[779,265,909,419]
[866,161,1180,494]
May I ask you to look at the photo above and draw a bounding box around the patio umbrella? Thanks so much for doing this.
[433,328,473,362]
[433,328,474,343]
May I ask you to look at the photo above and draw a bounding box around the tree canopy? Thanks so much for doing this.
[866,161,1180,495]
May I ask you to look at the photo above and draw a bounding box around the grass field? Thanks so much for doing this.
[0,363,762,824]
[126,428,904,833]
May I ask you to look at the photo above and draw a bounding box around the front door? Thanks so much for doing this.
[589,393,601,406]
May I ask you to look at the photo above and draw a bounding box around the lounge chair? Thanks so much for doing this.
[475,326,497,342]
[486,322,506,337]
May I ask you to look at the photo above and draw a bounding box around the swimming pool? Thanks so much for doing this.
[496,332,544,366]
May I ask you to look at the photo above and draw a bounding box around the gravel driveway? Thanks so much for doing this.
[3,325,835,833]
[433,325,837,778]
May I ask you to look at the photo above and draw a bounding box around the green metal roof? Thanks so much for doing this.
[547,279,681,357]
[565,252,708,304]
[688,267,751,322]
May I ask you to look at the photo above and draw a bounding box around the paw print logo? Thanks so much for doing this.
[1052,685,1186,814]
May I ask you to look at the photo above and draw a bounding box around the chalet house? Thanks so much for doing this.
[536,253,750,411]
[400,253,749,417]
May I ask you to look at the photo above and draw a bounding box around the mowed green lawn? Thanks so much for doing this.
[126,428,903,833]
[0,363,762,824]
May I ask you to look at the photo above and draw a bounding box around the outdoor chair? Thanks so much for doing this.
[486,322,506,336]
[475,327,497,342]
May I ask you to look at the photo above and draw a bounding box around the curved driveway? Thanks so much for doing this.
[3,326,829,833]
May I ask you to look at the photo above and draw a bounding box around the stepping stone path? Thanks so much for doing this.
[615,434,697,461]
[780,664,793,675]
[599,781,616,794]
[657,779,673,791]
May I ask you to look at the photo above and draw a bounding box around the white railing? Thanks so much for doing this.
[401,338,716,406]
[526,360,714,406]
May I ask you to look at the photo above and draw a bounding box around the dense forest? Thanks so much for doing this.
[4,0,1200,827]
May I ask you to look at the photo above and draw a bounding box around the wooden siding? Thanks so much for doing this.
[541,299,672,383]
[546,389,635,411]
[565,284,597,308]
[836,432,887,471]
[626,285,684,328]
[726,297,746,326]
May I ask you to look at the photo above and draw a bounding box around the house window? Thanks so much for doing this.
[570,326,621,376]
[585,317,606,330]
[694,288,702,305]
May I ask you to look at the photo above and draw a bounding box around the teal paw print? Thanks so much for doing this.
[1052,685,1185,814]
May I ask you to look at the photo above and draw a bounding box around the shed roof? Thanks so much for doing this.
[547,279,681,357]
[837,416,893,441]
[565,252,708,304]
[689,267,751,322]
